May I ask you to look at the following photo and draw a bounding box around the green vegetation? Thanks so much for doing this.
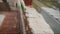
[32,2,40,11]
[38,0,57,7]
[33,2,41,12]
[32,3,38,10]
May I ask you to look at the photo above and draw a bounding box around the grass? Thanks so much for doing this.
[32,2,41,13]
[32,3,38,9]
[38,0,57,8]
[32,2,40,11]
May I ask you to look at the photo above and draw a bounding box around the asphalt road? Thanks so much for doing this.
[41,10,60,34]
[33,0,60,34]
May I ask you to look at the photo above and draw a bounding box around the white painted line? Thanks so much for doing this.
[0,14,6,26]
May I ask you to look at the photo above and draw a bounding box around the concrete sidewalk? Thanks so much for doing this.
[25,6,54,34]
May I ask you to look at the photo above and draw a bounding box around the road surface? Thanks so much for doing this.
[41,8,60,34]
[33,0,60,34]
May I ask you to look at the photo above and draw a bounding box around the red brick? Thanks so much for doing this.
[0,11,18,34]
